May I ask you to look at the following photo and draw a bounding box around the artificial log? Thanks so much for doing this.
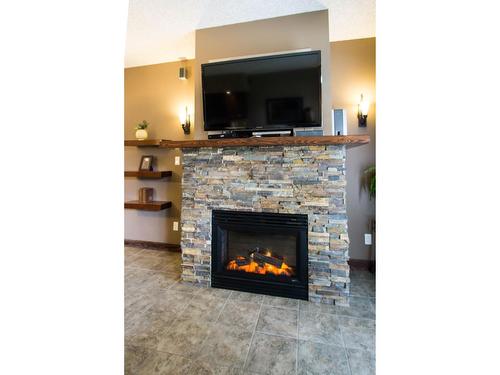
[251,251,284,268]
[235,257,251,266]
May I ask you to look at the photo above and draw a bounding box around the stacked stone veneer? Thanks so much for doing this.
[180,145,350,305]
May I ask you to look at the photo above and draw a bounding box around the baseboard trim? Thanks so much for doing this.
[124,239,181,252]
[348,259,375,272]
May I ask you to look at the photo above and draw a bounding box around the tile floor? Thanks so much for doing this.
[125,246,376,375]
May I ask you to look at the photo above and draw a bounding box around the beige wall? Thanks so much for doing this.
[124,22,376,260]
[194,10,332,139]
[124,60,194,244]
[331,38,376,260]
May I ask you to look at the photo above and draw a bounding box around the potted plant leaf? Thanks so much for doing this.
[364,166,375,199]
[363,165,376,273]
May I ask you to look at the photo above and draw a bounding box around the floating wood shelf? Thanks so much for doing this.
[124,200,172,211]
[125,135,369,149]
[124,171,172,179]
[124,139,164,147]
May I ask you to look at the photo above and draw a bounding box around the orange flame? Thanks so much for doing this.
[227,256,294,277]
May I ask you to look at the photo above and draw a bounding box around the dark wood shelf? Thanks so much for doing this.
[124,200,172,211]
[125,135,369,149]
[124,171,172,179]
[163,135,370,148]
[124,139,164,147]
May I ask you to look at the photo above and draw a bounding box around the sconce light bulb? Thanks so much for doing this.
[179,106,189,125]
[179,110,186,125]
[180,105,191,135]
[359,94,369,116]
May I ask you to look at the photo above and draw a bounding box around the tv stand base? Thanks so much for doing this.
[208,130,292,139]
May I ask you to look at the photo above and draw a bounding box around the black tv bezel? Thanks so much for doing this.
[201,50,322,132]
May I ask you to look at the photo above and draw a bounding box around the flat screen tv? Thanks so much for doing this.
[202,50,321,132]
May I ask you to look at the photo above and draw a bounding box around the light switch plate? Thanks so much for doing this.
[173,221,179,231]
[174,156,180,165]
[364,233,372,245]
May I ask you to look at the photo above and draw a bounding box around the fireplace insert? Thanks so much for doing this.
[211,210,308,300]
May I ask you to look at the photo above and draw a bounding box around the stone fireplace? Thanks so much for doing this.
[180,144,350,305]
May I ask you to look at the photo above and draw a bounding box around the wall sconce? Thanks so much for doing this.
[179,106,191,134]
[358,94,369,127]
[178,57,188,80]
[179,67,188,80]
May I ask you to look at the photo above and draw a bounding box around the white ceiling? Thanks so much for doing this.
[125,0,375,68]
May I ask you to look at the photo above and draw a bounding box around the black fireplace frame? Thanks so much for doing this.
[211,209,309,300]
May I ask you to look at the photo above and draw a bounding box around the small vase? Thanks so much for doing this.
[135,129,148,140]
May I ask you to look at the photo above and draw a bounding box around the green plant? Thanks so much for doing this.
[363,165,376,199]
[135,120,149,130]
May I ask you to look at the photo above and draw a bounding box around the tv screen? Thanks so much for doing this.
[202,51,321,132]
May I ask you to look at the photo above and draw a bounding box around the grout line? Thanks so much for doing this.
[152,291,197,355]
[126,248,374,374]
[252,329,299,341]
[241,295,265,372]
[262,302,299,311]
[300,305,375,321]
[250,331,308,346]
[127,263,181,274]
[180,289,233,372]
[339,319,353,375]
[214,290,232,323]
[125,248,145,257]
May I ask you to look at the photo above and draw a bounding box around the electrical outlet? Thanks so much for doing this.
[173,221,179,231]
[174,156,180,165]
[364,233,372,245]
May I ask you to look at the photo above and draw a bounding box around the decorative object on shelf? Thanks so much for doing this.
[293,128,323,137]
[139,155,154,171]
[135,120,149,140]
[333,108,347,135]
[179,106,191,135]
[357,94,369,127]
[139,187,154,203]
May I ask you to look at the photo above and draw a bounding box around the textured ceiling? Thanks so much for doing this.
[125,0,375,67]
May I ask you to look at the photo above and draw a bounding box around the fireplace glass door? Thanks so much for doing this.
[211,210,308,300]
[225,230,297,278]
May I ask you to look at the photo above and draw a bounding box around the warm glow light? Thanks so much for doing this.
[226,90,231,95]
[227,257,294,277]
[359,94,369,116]
[179,106,187,124]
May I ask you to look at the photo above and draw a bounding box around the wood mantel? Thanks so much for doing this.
[125,135,369,149]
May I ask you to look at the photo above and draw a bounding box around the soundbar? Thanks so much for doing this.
[208,131,252,139]
[252,130,292,137]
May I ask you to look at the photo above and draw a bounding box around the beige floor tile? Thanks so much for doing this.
[244,332,297,375]
[255,305,298,338]
[298,340,350,375]
[217,300,261,332]
[298,309,343,346]
[196,322,253,368]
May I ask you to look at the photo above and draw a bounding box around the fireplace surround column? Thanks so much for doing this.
[180,145,350,306]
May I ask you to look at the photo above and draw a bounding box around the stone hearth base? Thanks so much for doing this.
[180,145,350,306]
